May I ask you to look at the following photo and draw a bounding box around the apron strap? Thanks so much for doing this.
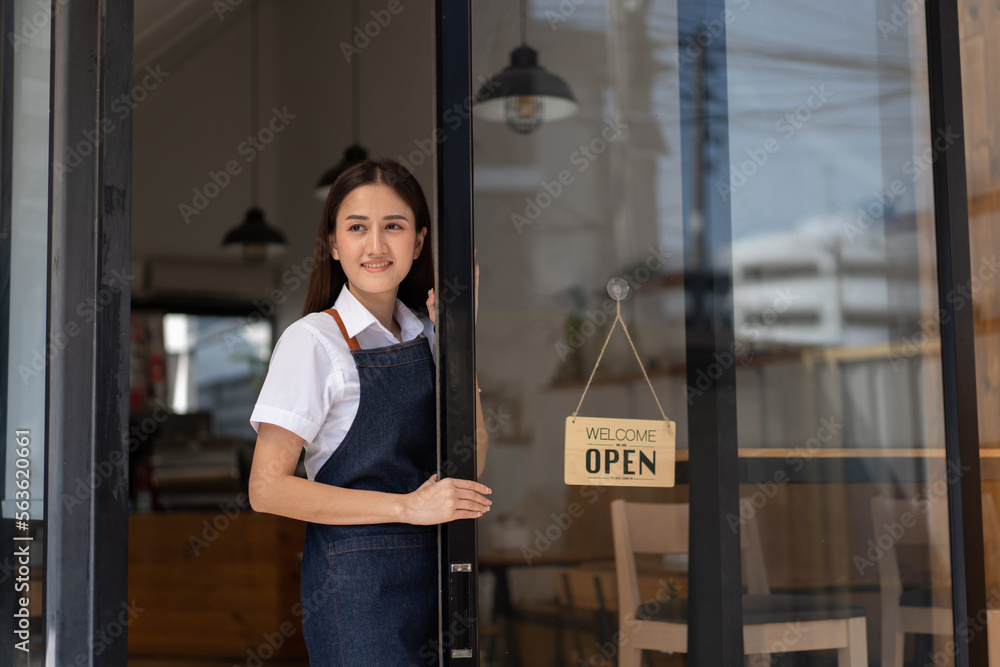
[324,308,361,351]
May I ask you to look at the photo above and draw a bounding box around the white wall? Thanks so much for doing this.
[133,0,436,333]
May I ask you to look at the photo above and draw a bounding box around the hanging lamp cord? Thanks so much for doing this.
[249,0,259,206]
[351,0,360,143]
[520,0,527,46]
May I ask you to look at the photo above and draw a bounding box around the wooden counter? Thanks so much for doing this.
[127,511,307,659]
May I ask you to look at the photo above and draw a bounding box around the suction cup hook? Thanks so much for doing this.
[607,277,630,301]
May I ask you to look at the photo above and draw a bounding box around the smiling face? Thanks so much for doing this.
[329,183,427,307]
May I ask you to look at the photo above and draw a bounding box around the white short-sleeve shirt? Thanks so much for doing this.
[250,284,436,480]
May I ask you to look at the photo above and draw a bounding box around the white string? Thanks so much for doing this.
[570,300,668,423]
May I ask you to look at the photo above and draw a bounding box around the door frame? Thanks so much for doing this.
[45,1,133,665]
[43,0,984,664]
[436,1,480,664]
[925,1,988,665]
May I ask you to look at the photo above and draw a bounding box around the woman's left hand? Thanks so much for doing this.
[426,248,478,326]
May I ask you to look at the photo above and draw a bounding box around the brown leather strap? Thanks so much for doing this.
[324,309,360,351]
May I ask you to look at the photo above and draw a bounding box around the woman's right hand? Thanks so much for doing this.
[403,474,492,525]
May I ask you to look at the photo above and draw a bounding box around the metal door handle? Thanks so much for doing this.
[449,563,474,659]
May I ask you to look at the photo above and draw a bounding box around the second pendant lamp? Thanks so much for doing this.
[314,0,369,201]
[222,0,286,261]
[474,0,578,134]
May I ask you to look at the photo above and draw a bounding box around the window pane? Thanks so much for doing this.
[727,0,951,663]
[473,0,691,663]
[473,0,954,664]
[1,0,51,663]
[960,0,1000,655]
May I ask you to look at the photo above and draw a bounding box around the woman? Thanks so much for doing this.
[248,159,490,665]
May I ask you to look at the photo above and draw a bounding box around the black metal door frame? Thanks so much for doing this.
[925,1,987,665]
[436,1,479,665]
[45,1,133,665]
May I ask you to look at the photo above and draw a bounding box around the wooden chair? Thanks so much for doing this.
[871,494,1000,667]
[611,499,869,666]
[984,497,1000,666]
[555,567,618,666]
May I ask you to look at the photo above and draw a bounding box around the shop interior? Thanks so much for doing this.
[125,1,1000,666]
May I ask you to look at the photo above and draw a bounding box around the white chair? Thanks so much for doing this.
[872,494,1000,667]
[611,499,868,666]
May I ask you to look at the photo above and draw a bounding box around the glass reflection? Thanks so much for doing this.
[473,0,956,664]
[960,0,1000,662]
[725,0,952,665]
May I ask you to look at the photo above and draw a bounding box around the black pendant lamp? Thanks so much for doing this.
[222,0,286,261]
[314,0,369,201]
[474,0,578,134]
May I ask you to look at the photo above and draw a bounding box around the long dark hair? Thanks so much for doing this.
[302,159,433,316]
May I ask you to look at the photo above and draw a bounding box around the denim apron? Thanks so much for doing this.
[300,309,438,666]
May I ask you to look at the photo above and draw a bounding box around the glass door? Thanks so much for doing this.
[723,1,976,665]
[462,0,984,665]
[469,1,692,664]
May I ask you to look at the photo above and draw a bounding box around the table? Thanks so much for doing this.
[672,447,1000,484]
[478,548,612,666]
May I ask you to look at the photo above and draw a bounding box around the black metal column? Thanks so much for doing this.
[677,0,743,664]
[45,0,133,665]
[436,1,478,665]
[925,1,987,665]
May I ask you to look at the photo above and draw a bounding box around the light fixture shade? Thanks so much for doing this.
[313,144,369,201]
[222,207,287,261]
[475,46,578,134]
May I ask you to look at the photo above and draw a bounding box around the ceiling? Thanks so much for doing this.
[133,0,250,76]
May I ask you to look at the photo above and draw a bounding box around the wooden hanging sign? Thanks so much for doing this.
[565,416,676,487]
[563,282,676,488]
